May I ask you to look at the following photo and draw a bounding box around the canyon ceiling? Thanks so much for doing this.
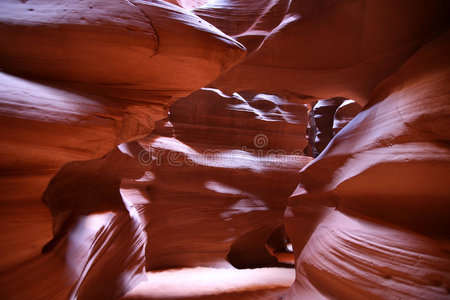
[0,0,449,299]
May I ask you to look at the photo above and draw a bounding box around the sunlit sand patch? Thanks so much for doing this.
[122,267,295,299]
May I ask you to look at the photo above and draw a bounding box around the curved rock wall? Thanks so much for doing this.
[0,0,449,299]
[333,99,363,136]
[121,88,312,270]
[209,0,449,104]
[0,1,245,298]
[306,98,362,157]
[285,29,450,300]
[311,98,344,156]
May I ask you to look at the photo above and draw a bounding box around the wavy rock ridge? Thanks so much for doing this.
[0,0,449,299]
[130,88,311,270]
[0,0,245,298]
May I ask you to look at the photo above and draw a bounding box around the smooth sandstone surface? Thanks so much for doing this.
[305,98,362,157]
[311,98,344,155]
[0,0,449,299]
[0,0,245,101]
[0,1,245,299]
[285,30,450,299]
[333,99,362,136]
[123,88,311,270]
[209,0,449,104]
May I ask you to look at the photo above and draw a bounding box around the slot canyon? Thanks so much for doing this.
[0,0,449,299]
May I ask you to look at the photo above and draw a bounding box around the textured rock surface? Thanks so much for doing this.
[311,98,344,156]
[333,99,362,135]
[0,0,245,103]
[209,0,449,104]
[0,72,121,274]
[285,29,450,300]
[194,0,295,55]
[121,88,311,270]
[306,98,362,156]
[0,0,449,299]
[0,1,245,298]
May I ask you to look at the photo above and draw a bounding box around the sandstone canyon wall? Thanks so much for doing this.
[0,0,449,300]
[130,88,311,270]
[0,1,245,299]
[285,31,450,299]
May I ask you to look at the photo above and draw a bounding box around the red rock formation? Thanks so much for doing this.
[209,0,449,104]
[166,0,209,10]
[0,1,245,298]
[0,0,449,299]
[194,0,294,55]
[306,98,362,156]
[303,101,317,157]
[311,98,344,155]
[333,99,362,136]
[193,1,450,299]
[285,26,450,300]
[121,88,312,270]
[0,0,245,103]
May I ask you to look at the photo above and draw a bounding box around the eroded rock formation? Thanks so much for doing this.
[0,0,449,299]
[310,98,344,156]
[123,88,311,270]
[285,25,450,300]
[333,99,362,135]
[305,98,362,157]
[0,0,245,298]
[209,0,449,104]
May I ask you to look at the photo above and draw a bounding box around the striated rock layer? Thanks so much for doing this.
[0,0,449,299]
[0,0,245,105]
[306,98,362,157]
[332,99,362,136]
[192,2,450,298]
[311,98,344,156]
[285,28,450,300]
[122,88,312,270]
[0,1,245,299]
[208,0,449,105]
